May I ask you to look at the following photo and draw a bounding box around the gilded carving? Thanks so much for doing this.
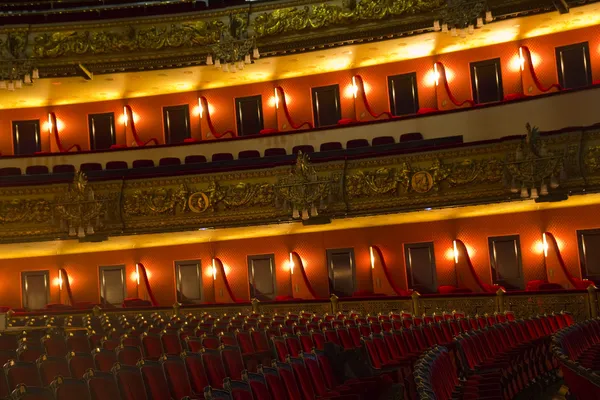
[505,293,589,322]
[345,166,410,198]
[411,171,434,193]
[0,199,52,224]
[33,21,224,58]
[252,0,444,38]
[188,181,275,213]
[124,185,189,217]
[585,146,600,174]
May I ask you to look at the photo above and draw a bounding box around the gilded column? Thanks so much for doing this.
[330,295,339,315]
[411,291,421,316]
[172,302,181,318]
[251,298,260,314]
[496,288,505,313]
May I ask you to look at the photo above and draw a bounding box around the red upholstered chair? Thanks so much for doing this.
[158,157,181,166]
[320,142,343,152]
[183,351,211,394]
[372,136,396,146]
[16,344,43,363]
[120,334,142,349]
[116,345,142,367]
[132,159,156,169]
[101,337,120,351]
[212,153,234,162]
[92,348,117,372]
[160,331,182,355]
[284,335,302,358]
[221,345,247,380]
[0,334,18,351]
[112,363,147,400]
[51,376,91,400]
[264,148,287,157]
[258,366,287,400]
[292,145,314,154]
[37,355,71,386]
[250,329,271,354]
[42,333,68,358]
[245,372,272,400]
[80,163,102,172]
[160,354,199,400]
[238,150,261,159]
[346,139,370,149]
[67,351,94,379]
[5,360,43,391]
[202,334,221,349]
[85,370,122,400]
[138,359,172,400]
[10,384,54,400]
[0,167,21,176]
[26,165,49,175]
[141,333,163,360]
[105,161,128,170]
[273,361,303,400]
[204,386,232,400]
[66,332,91,354]
[400,132,423,142]
[185,155,207,164]
[202,348,228,389]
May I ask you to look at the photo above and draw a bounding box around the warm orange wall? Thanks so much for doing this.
[2,203,600,309]
[1,25,599,156]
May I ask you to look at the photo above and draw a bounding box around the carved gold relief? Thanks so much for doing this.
[32,21,224,58]
[124,185,189,217]
[585,146,600,174]
[252,0,444,38]
[0,199,52,224]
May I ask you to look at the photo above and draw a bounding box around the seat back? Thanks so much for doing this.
[160,355,194,400]
[67,351,94,379]
[201,348,228,389]
[273,361,302,400]
[259,366,288,400]
[10,384,54,400]
[112,363,148,400]
[141,333,163,360]
[92,348,117,372]
[5,360,43,391]
[160,331,182,355]
[37,355,71,386]
[115,345,142,366]
[183,351,211,393]
[51,376,92,400]
[221,345,246,380]
[246,372,273,400]
[138,359,171,400]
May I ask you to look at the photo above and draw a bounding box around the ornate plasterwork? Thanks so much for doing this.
[1,129,600,244]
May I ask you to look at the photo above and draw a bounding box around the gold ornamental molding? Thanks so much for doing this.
[1,126,599,244]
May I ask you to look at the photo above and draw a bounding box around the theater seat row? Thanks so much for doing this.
[0,133,464,180]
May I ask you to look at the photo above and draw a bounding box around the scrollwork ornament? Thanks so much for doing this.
[123,185,189,217]
[0,199,52,224]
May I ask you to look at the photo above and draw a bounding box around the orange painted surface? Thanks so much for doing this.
[2,203,600,309]
[1,25,599,156]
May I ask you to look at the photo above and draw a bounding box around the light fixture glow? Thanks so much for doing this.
[351,76,358,99]
[453,240,459,264]
[57,270,63,290]
[135,263,140,285]
[289,253,294,275]
[47,113,53,133]
[212,259,217,281]
[542,233,548,257]
[274,88,280,109]
[434,63,440,87]
[518,47,525,71]
[123,106,128,127]
[369,246,375,269]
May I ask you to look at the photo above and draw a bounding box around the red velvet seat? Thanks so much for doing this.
[67,352,94,379]
[101,337,119,351]
[372,136,395,146]
[292,145,314,154]
[141,333,162,361]
[92,348,117,372]
[51,376,91,400]
[16,344,43,363]
[37,355,71,386]
[10,384,54,400]
[320,142,343,152]
[80,163,102,172]
[159,157,181,166]
[245,372,272,400]
[221,345,247,380]
[52,164,76,174]
[112,363,147,400]
[161,354,199,400]
[264,148,286,157]
[273,361,303,400]
[346,139,369,149]
[25,165,49,175]
[84,370,121,400]
[138,359,172,400]
[42,333,68,358]
[105,161,128,170]
[5,360,43,391]
[0,167,21,176]
[202,348,228,389]
[131,159,154,169]
[185,155,207,164]
[183,351,211,394]
[399,132,423,142]
[238,150,261,159]
[0,334,18,352]
[212,153,234,162]
[160,331,181,356]
[66,332,91,354]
